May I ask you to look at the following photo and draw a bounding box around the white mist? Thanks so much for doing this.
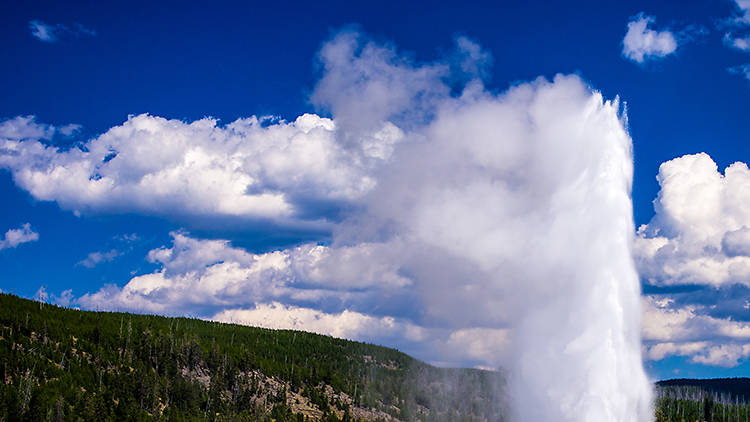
[336,72,655,420]
[311,32,655,420]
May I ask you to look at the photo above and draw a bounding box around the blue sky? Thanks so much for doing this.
[2,0,750,382]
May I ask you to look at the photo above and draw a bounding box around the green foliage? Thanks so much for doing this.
[0,294,506,421]
[654,384,750,422]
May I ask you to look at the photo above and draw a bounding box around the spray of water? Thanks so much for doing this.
[316,32,654,421]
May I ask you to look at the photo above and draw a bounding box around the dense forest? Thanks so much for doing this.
[4,292,749,422]
[655,378,750,422]
[0,294,506,421]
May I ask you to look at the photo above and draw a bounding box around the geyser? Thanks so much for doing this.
[316,34,654,421]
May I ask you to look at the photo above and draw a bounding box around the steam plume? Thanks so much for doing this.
[317,33,653,421]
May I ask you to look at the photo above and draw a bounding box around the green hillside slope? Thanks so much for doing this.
[0,294,506,421]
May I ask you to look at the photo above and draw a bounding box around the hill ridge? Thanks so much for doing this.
[0,293,506,421]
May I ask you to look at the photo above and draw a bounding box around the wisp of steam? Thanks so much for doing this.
[316,32,654,421]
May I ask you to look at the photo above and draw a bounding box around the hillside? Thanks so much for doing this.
[0,294,506,421]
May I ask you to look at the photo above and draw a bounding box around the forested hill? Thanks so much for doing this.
[654,378,750,421]
[0,293,506,421]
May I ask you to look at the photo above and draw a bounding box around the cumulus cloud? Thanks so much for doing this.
[29,20,95,42]
[0,113,401,230]
[635,153,750,287]
[310,31,448,137]
[213,303,427,344]
[732,0,750,24]
[0,116,54,140]
[642,296,750,343]
[642,295,750,366]
[77,231,409,316]
[76,231,499,367]
[215,304,511,369]
[78,232,288,314]
[645,341,750,368]
[0,223,39,251]
[0,116,79,141]
[635,152,750,367]
[722,1,750,58]
[0,32,482,235]
[622,13,678,63]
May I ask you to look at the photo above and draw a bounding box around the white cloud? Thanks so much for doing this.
[635,152,750,368]
[442,327,510,368]
[646,340,750,367]
[725,33,750,51]
[622,14,678,63]
[733,0,750,24]
[77,231,409,315]
[29,21,57,42]
[215,305,518,369]
[0,113,401,229]
[0,116,56,140]
[635,153,750,287]
[0,223,39,251]
[310,31,448,136]
[691,344,750,366]
[76,231,500,367]
[77,249,121,268]
[29,20,95,42]
[643,296,750,342]
[53,289,74,307]
[78,232,291,314]
[642,295,750,367]
[722,1,750,56]
[453,36,493,81]
[214,303,427,344]
[643,296,750,367]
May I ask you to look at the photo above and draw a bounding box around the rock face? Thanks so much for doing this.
[0,293,507,421]
[178,366,403,421]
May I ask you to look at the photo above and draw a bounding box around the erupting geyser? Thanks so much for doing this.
[313,33,654,421]
[493,80,654,421]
